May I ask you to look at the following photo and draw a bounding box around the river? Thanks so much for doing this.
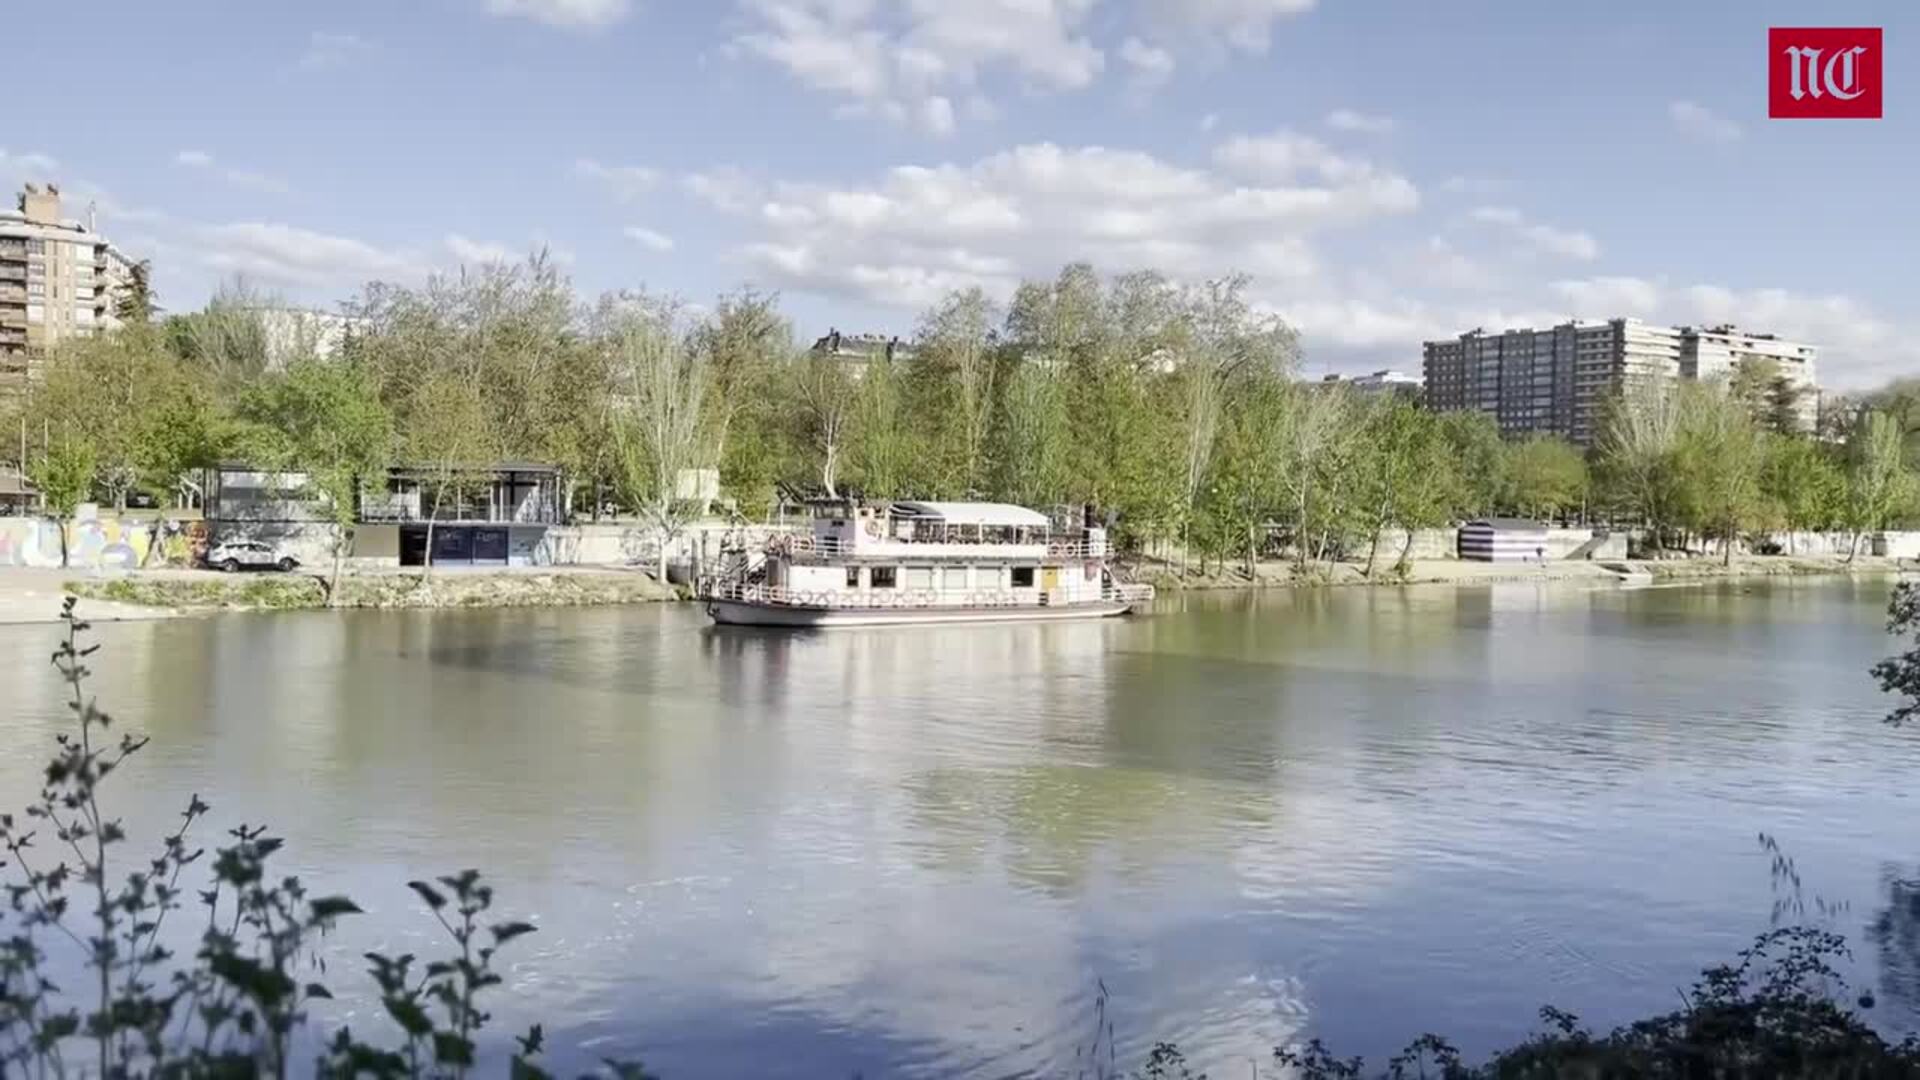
[2,578,1916,1077]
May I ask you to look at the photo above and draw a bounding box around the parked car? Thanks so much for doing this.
[206,540,299,573]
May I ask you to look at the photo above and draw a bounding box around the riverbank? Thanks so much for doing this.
[0,566,680,623]
[1,553,1900,624]
[1128,553,1908,591]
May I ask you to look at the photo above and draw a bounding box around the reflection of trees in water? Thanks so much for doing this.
[1868,864,1920,1021]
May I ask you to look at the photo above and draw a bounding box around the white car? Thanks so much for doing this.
[207,540,299,573]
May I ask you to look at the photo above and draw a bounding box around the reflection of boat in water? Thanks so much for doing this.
[700,500,1154,628]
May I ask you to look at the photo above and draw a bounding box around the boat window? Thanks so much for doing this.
[872,566,898,589]
[904,567,934,590]
[845,566,860,588]
[942,567,968,590]
[1011,566,1035,588]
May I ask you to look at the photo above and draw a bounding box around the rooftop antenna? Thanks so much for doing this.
[87,200,96,232]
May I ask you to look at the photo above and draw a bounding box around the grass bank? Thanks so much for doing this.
[64,568,680,613]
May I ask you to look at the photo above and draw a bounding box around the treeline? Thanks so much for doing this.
[4,259,1917,580]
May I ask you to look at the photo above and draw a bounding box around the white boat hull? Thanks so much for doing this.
[706,598,1136,627]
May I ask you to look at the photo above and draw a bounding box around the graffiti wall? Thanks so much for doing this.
[0,516,200,570]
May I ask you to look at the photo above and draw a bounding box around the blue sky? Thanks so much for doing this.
[4,0,1913,386]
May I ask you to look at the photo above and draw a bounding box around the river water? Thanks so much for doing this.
[2,579,1917,1076]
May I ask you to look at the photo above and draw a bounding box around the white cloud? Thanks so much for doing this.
[689,137,1417,309]
[733,0,1104,134]
[1466,204,1598,261]
[0,148,61,182]
[1119,36,1176,88]
[299,31,375,70]
[681,167,763,213]
[1199,112,1219,132]
[574,157,660,200]
[445,233,519,265]
[623,225,675,252]
[171,150,292,195]
[1669,100,1743,144]
[1324,108,1393,134]
[1211,130,1420,215]
[198,222,422,288]
[1139,0,1317,53]
[484,0,631,29]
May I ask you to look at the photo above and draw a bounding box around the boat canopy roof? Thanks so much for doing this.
[890,501,1051,529]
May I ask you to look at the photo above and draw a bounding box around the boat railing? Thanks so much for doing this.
[772,534,1107,560]
[703,580,1153,610]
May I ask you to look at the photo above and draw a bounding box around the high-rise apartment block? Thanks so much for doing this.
[1422,318,1683,445]
[1422,318,1818,444]
[0,183,138,395]
[1678,325,1819,433]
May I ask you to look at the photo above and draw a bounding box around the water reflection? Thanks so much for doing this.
[0,579,1913,1077]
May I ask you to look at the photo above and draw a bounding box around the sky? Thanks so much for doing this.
[4,0,1915,388]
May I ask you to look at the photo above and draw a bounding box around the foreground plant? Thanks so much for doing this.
[0,600,642,1078]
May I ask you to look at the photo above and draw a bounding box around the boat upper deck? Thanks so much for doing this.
[783,499,1111,563]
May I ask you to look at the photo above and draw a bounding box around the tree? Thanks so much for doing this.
[695,287,788,473]
[846,350,912,500]
[988,359,1070,509]
[1504,436,1588,522]
[1198,375,1293,576]
[238,359,393,602]
[405,370,502,580]
[607,298,709,582]
[915,288,998,496]
[113,259,155,325]
[792,350,855,497]
[1437,411,1507,521]
[1844,411,1913,562]
[1354,397,1444,578]
[1673,384,1769,566]
[25,439,93,567]
[1762,436,1843,553]
[1597,379,1686,550]
[164,278,277,391]
[26,327,190,513]
[1280,383,1352,569]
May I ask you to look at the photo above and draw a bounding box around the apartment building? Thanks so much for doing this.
[1321,369,1422,397]
[0,183,137,395]
[1423,318,1688,446]
[1679,325,1819,432]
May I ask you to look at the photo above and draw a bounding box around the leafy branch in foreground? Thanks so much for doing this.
[0,599,646,1078]
[1874,580,1920,727]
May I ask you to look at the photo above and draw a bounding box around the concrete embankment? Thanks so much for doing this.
[1130,554,1907,592]
[0,567,679,623]
[2,553,1902,625]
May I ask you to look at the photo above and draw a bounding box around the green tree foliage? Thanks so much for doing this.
[845,352,913,500]
[1844,410,1915,560]
[25,326,224,512]
[913,287,999,497]
[1673,383,1771,565]
[1435,410,1506,521]
[1502,435,1588,522]
[405,369,503,578]
[238,359,393,600]
[1763,435,1844,552]
[606,297,710,580]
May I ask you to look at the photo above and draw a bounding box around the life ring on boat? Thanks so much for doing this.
[914,591,932,607]
[1046,541,1066,557]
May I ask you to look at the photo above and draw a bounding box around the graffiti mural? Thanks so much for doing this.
[0,516,159,570]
